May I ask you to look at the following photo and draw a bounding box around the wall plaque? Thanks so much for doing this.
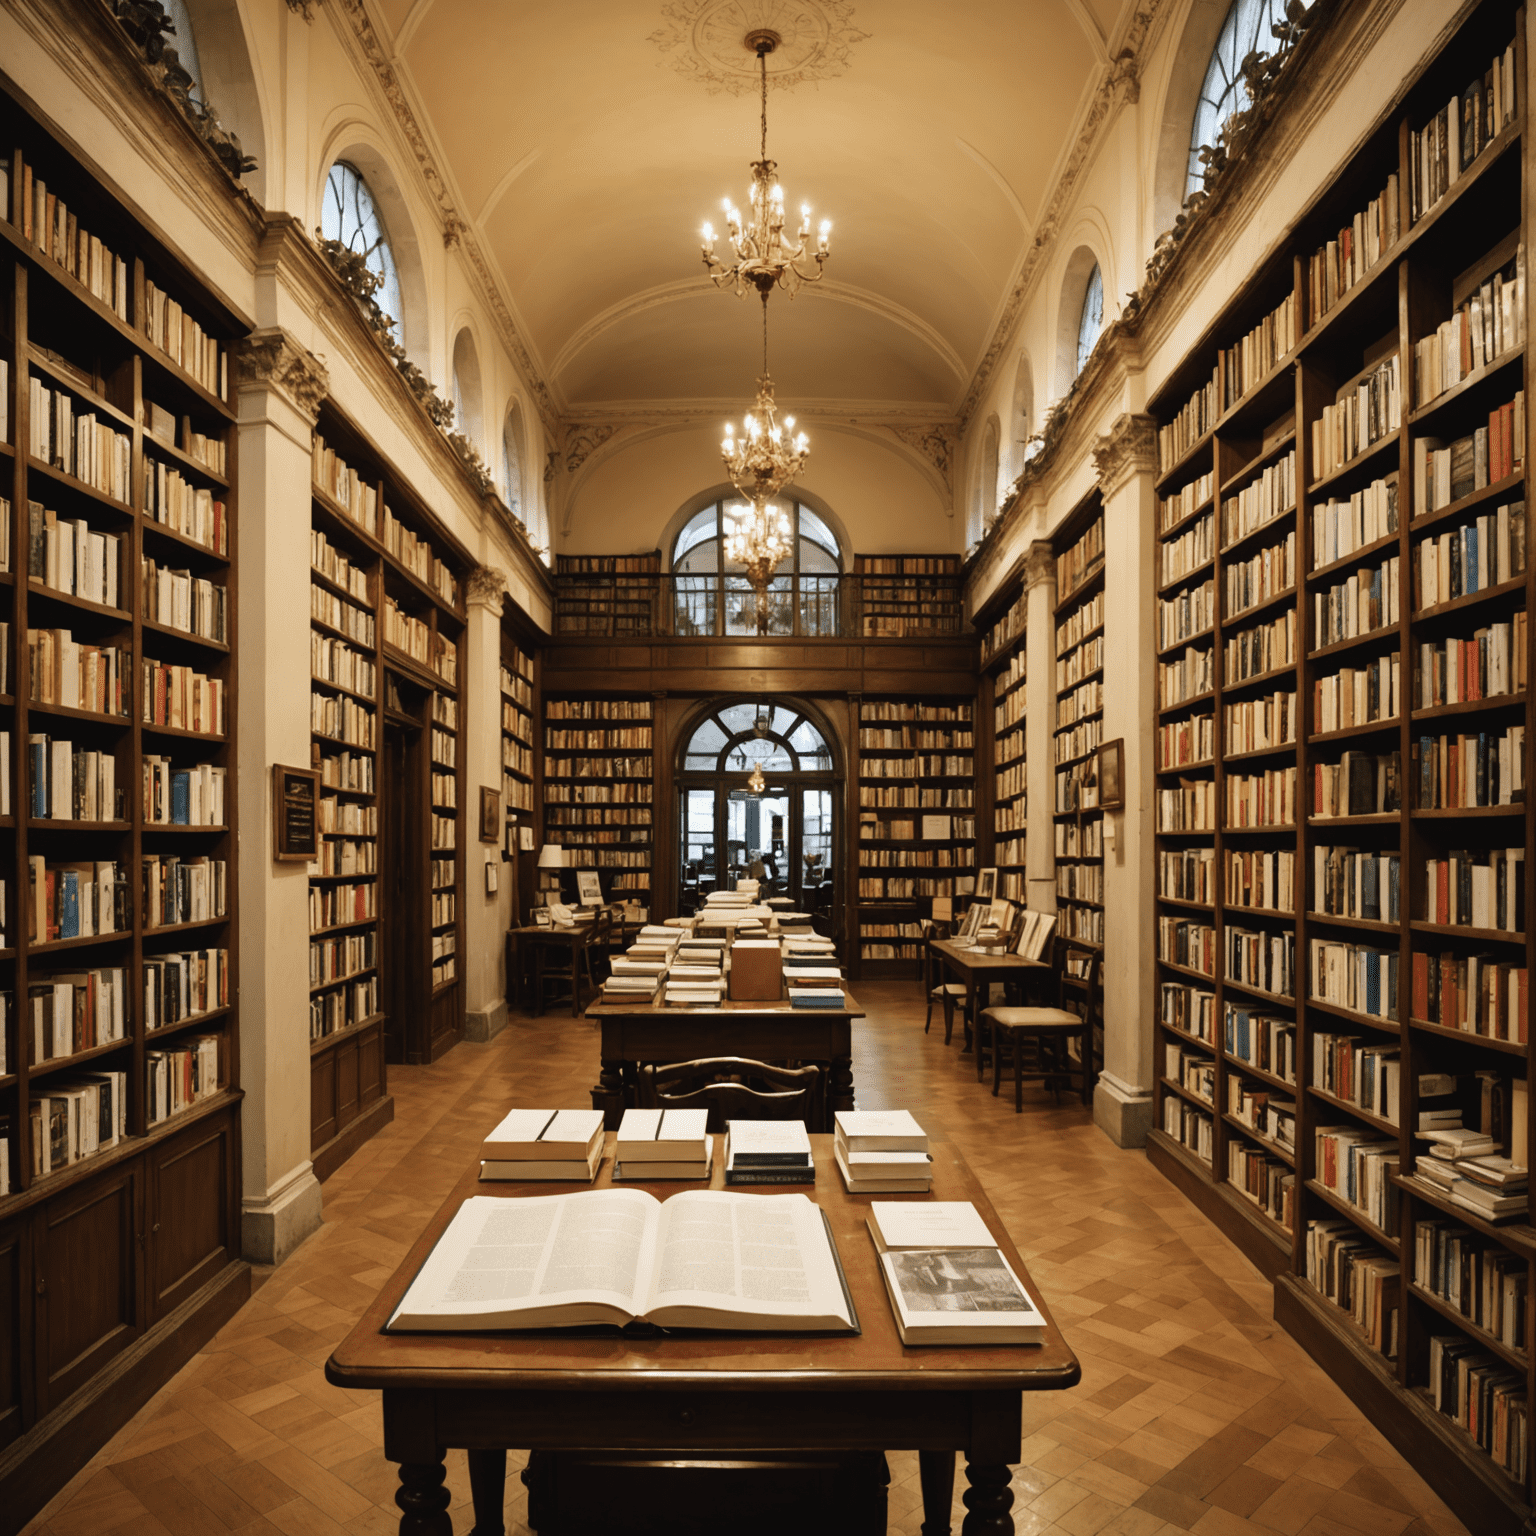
[273,764,321,861]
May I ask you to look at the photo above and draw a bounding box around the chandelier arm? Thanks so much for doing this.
[760,46,768,163]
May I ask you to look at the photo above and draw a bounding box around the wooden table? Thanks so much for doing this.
[585,990,865,1131]
[507,924,608,1017]
[325,1132,1081,1535]
[930,942,1051,1053]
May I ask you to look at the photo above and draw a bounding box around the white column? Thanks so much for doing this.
[463,566,511,1041]
[1092,414,1159,1148]
[234,329,329,1263]
[1022,540,1057,918]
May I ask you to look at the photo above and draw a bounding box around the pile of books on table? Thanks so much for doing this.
[725,1118,814,1184]
[834,1110,933,1192]
[479,1108,605,1182]
[614,1107,712,1180]
[602,926,679,1001]
[665,936,724,1006]
[784,933,845,1008]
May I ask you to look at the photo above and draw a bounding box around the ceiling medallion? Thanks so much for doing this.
[650,0,868,96]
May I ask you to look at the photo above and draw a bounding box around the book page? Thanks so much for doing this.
[645,1191,852,1329]
[868,1201,995,1250]
[389,1190,660,1330]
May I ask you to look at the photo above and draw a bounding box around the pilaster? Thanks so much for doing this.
[463,565,511,1042]
[1092,413,1158,1148]
[1022,540,1058,918]
[234,328,328,1264]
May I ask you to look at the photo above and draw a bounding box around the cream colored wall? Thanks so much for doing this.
[563,423,954,556]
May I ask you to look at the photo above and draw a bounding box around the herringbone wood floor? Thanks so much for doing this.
[21,982,1471,1536]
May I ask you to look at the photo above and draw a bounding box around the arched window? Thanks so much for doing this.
[322,161,403,331]
[502,408,523,522]
[450,329,482,448]
[1010,355,1035,474]
[680,701,835,775]
[979,417,1001,530]
[1186,0,1294,196]
[161,0,205,104]
[669,498,842,637]
[1075,264,1104,378]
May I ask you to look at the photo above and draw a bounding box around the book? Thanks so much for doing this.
[387,1189,856,1332]
[875,1244,1047,1345]
[616,1107,709,1160]
[480,1144,602,1183]
[481,1108,604,1162]
[726,1119,813,1168]
[834,1109,928,1153]
[834,1141,932,1193]
[868,1201,996,1252]
[614,1135,714,1181]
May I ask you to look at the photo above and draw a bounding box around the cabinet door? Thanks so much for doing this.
[0,1216,31,1451]
[336,1037,359,1133]
[311,1048,337,1151]
[358,1020,384,1108]
[35,1163,142,1412]
[147,1112,234,1323]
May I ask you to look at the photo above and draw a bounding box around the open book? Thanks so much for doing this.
[388,1189,856,1333]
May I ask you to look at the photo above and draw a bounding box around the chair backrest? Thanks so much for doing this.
[641,1057,822,1134]
[1057,940,1102,1020]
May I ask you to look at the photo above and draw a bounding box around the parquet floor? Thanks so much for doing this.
[22,982,1470,1536]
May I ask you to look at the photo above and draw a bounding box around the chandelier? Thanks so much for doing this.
[746,763,766,795]
[722,302,808,503]
[699,31,831,299]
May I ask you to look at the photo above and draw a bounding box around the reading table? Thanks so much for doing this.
[930,941,1051,1050]
[326,1132,1080,1535]
[585,990,865,1131]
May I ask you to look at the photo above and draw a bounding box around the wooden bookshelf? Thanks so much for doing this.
[1053,493,1106,950]
[500,625,538,922]
[554,552,659,638]
[853,553,963,638]
[1146,4,1535,1527]
[978,581,1027,904]
[542,695,653,914]
[310,403,468,1091]
[853,696,977,976]
[0,79,249,1516]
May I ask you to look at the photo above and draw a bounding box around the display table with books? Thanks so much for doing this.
[325,1131,1080,1535]
[586,988,865,1131]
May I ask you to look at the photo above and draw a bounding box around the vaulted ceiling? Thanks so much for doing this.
[371,0,1141,416]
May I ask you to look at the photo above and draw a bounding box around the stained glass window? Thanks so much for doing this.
[322,162,402,330]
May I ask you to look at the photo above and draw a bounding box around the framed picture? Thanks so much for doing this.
[271,764,320,862]
[1097,738,1125,810]
[479,786,501,843]
[576,869,604,905]
[975,867,998,904]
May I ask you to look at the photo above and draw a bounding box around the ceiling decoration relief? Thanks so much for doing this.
[649,0,868,94]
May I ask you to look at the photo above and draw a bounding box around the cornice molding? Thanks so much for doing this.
[329,0,562,436]
[1023,538,1056,592]
[1092,412,1156,499]
[233,328,330,422]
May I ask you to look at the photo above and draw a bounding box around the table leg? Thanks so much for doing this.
[395,1459,452,1535]
[917,1449,955,1536]
[533,947,545,1018]
[593,1058,626,1128]
[829,1055,855,1129]
[466,1448,506,1536]
[570,947,581,1017]
[959,1460,1013,1534]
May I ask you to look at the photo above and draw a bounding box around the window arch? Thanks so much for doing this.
[1010,355,1035,477]
[322,161,403,332]
[502,406,524,522]
[980,416,1002,529]
[669,496,843,637]
[1076,264,1104,378]
[679,700,836,776]
[450,328,483,449]
[1186,0,1294,196]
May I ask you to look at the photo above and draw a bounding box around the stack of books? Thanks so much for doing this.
[602,925,682,1001]
[614,1107,712,1180]
[784,934,845,1008]
[834,1109,933,1192]
[664,942,724,1006]
[1417,1122,1529,1222]
[724,1118,814,1184]
[479,1108,605,1182]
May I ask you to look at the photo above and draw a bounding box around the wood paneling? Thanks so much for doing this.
[0,1220,28,1453]
[146,1115,232,1321]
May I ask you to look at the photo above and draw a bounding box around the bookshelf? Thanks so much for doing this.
[554,552,659,637]
[542,695,654,913]
[310,404,467,1091]
[979,582,1027,904]
[501,625,538,920]
[853,553,964,638]
[1146,5,1536,1528]
[0,82,247,1502]
[1053,494,1106,951]
[853,697,977,976]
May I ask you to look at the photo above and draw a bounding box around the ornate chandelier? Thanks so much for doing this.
[721,302,808,503]
[699,31,831,299]
[746,763,766,795]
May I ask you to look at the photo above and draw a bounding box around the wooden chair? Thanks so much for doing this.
[978,939,1102,1112]
[640,1057,823,1134]
[535,909,614,1017]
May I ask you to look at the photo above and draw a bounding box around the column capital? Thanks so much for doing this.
[233,327,329,423]
[1092,412,1158,499]
[466,564,508,614]
[1022,539,1056,593]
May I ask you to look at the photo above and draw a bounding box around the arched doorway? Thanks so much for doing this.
[676,698,841,923]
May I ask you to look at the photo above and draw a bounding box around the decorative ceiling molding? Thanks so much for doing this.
[1061,0,1109,62]
[956,0,1166,430]
[549,275,968,388]
[474,146,543,226]
[888,423,956,491]
[649,0,869,96]
[330,0,563,433]
[565,424,620,475]
[392,0,438,55]
[954,137,1032,235]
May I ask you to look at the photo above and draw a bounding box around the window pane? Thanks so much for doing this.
[788,720,828,756]
[675,536,719,575]
[161,0,205,101]
[685,719,729,755]
[717,703,761,736]
[1076,264,1103,377]
[674,507,718,564]
[322,163,403,330]
[799,536,838,574]
[673,576,717,635]
[798,507,840,561]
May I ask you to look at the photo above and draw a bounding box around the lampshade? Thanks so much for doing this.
[537,844,566,870]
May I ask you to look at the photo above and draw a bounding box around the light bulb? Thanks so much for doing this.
[702,222,714,241]
[785,416,795,429]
